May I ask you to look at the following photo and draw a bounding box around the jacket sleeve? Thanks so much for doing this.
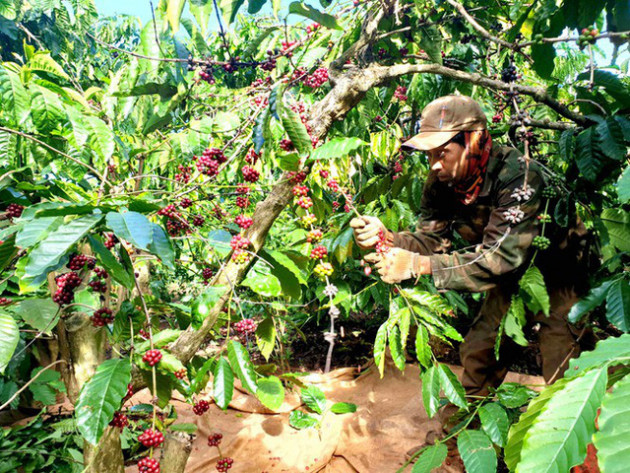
[428,166,543,292]
[390,175,453,256]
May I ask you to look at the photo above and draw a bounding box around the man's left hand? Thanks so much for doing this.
[364,248,431,284]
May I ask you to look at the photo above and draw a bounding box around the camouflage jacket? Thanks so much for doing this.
[391,144,582,293]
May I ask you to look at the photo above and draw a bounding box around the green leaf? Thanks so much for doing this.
[170,423,198,433]
[149,224,175,268]
[288,2,340,29]
[421,365,441,418]
[596,118,627,161]
[411,443,447,473]
[568,279,615,323]
[301,385,326,414]
[606,279,630,332]
[0,314,19,374]
[30,84,66,133]
[505,296,528,346]
[593,373,630,473]
[478,403,509,447]
[220,0,245,24]
[29,367,65,405]
[437,364,467,409]
[0,65,30,125]
[330,402,357,414]
[227,340,257,394]
[418,25,443,64]
[16,216,62,248]
[106,211,153,251]
[88,235,134,290]
[248,0,266,13]
[575,128,603,182]
[0,0,17,19]
[458,430,497,473]
[241,261,282,297]
[213,357,234,410]
[84,116,116,161]
[157,352,185,374]
[516,368,607,473]
[307,138,367,164]
[75,358,132,445]
[373,322,388,377]
[191,286,225,329]
[255,317,276,361]
[0,233,17,272]
[519,266,550,316]
[576,70,630,108]
[289,410,319,429]
[27,53,70,80]
[279,93,313,156]
[65,105,90,148]
[15,298,59,333]
[261,250,301,299]
[166,0,186,33]
[568,334,630,377]
[602,208,630,252]
[23,214,103,281]
[531,42,556,80]
[618,166,630,203]
[415,325,432,370]
[257,376,284,410]
[389,325,406,372]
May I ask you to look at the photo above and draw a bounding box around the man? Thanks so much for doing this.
[351,95,594,447]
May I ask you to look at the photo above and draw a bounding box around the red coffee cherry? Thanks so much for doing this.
[142,349,162,367]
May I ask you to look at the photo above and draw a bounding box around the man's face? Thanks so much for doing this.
[426,140,466,183]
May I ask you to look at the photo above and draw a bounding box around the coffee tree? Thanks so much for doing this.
[0,0,628,472]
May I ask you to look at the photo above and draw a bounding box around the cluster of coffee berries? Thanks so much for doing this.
[392,160,403,180]
[197,147,226,176]
[377,47,387,59]
[234,318,257,335]
[92,307,114,327]
[292,185,309,197]
[501,64,519,82]
[306,23,320,35]
[0,297,11,306]
[175,368,187,380]
[235,196,250,208]
[517,130,538,147]
[511,110,529,126]
[175,164,192,183]
[461,33,476,44]
[541,186,559,199]
[230,235,251,264]
[180,197,193,209]
[67,254,96,271]
[537,213,552,224]
[192,215,205,227]
[511,185,535,202]
[578,27,598,48]
[208,433,223,447]
[303,67,329,88]
[307,229,323,243]
[532,235,551,250]
[245,148,260,165]
[88,268,108,293]
[375,230,390,254]
[314,262,334,279]
[109,411,129,430]
[492,112,503,123]
[399,46,409,57]
[503,207,525,224]
[142,349,162,367]
[241,166,260,183]
[394,86,408,101]
[158,204,178,219]
[281,40,296,56]
[216,457,234,472]
[300,213,317,227]
[193,400,210,415]
[310,245,327,260]
[234,214,253,229]
[5,203,24,219]
[53,272,82,306]
[319,169,329,179]
[104,233,118,249]
[202,267,214,281]
[260,51,277,71]
[295,196,313,209]
[236,184,250,195]
[138,457,160,473]
[360,259,372,276]
[138,429,164,448]
[289,171,307,184]
[279,139,294,152]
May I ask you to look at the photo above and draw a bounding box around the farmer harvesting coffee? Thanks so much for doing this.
[351,95,595,445]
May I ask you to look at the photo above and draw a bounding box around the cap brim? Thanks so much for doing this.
[401,131,459,151]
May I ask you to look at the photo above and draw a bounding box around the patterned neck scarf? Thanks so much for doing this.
[453,130,492,205]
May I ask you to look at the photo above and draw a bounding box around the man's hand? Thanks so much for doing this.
[364,248,431,284]
[350,216,387,250]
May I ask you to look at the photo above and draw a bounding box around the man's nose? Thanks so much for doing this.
[431,161,442,172]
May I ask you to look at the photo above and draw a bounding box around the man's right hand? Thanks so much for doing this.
[350,216,387,250]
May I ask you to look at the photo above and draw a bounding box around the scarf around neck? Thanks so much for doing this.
[453,130,492,205]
